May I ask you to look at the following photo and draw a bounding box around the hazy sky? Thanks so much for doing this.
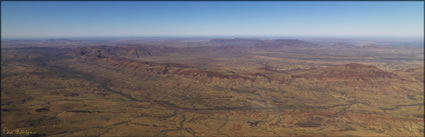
[2,2,424,38]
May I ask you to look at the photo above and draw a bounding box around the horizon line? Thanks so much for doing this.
[2,35,424,40]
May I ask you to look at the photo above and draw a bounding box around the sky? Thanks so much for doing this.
[1,2,424,39]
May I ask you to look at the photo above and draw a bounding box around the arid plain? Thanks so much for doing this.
[1,38,424,136]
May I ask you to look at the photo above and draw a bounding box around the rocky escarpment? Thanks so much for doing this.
[83,56,274,82]
[71,46,283,83]
[293,63,399,81]
[73,45,153,58]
